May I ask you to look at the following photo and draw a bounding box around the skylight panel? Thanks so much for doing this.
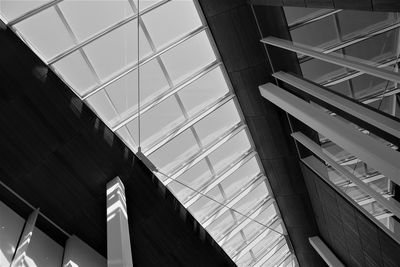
[0,0,50,23]
[58,0,133,42]
[83,19,151,81]
[15,6,75,60]
[53,50,98,95]
[161,30,216,84]
[7,0,297,264]
[178,66,230,117]
[142,0,202,49]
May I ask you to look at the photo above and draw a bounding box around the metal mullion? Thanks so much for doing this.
[47,0,172,65]
[183,150,257,208]
[55,5,122,118]
[253,237,286,267]
[81,25,207,100]
[299,21,400,63]
[218,202,278,245]
[233,219,283,262]
[289,9,342,31]
[162,123,247,185]
[201,174,265,228]
[144,94,234,156]
[8,0,64,26]
[321,56,399,87]
[111,61,220,131]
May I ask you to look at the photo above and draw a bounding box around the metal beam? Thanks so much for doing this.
[309,236,345,267]
[274,71,400,139]
[299,21,400,63]
[259,83,400,187]
[289,10,342,31]
[262,36,400,84]
[292,132,400,219]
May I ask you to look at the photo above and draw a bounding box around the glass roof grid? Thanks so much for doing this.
[233,219,283,262]
[160,122,247,182]
[201,175,266,228]
[7,0,297,263]
[183,150,257,208]
[253,236,286,267]
[218,200,279,246]
[6,0,59,26]
[111,60,221,132]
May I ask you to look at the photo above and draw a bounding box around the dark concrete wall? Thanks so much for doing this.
[198,1,325,266]
[301,161,400,267]
[0,27,235,267]
[251,0,400,12]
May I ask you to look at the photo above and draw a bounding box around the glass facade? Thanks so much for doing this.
[284,7,400,237]
[0,1,297,265]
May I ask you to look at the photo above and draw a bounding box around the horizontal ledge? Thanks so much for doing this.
[262,36,400,84]
[259,83,400,187]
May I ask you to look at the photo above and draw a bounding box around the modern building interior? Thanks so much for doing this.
[0,0,399,266]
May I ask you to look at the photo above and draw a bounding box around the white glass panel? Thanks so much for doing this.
[221,158,261,200]
[178,67,229,117]
[161,31,216,84]
[236,251,253,267]
[59,0,133,42]
[53,50,98,95]
[148,129,200,173]
[232,182,269,216]
[223,232,246,257]
[208,130,252,175]
[116,126,138,151]
[169,159,212,202]
[142,0,202,49]
[137,0,163,12]
[206,211,236,240]
[301,59,346,83]
[194,100,241,147]
[0,0,50,22]
[126,96,185,150]
[83,19,152,81]
[242,203,277,242]
[86,89,119,124]
[15,7,75,60]
[252,225,284,259]
[188,187,223,223]
[262,243,289,266]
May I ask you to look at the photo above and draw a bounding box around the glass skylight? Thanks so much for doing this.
[1,1,297,265]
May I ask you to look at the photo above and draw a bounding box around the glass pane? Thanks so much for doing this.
[86,89,119,125]
[262,243,289,266]
[337,10,397,39]
[148,129,200,174]
[53,50,98,96]
[194,100,241,147]
[116,126,137,151]
[236,251,253,267]
[161,30,216,84]
[242,203,277,242]
[0,0,50,22]
[137,0,164,12]
[168,159,212,202]
[290,15,339,47]
[126,96,185,149]
[142,0,202,49]
[252,226,283,259]
[206,211,236,240]
[301,59,346,83]
[178,67,230,117]
[221,158,261,200]
[284,7,325,26]
[232,182,269,216]
[223,232,245,257]
[188,186,223,223]
[15,7,75,60]
[59,0,133,42]
[83,19,152,81]
[208,130,252,175]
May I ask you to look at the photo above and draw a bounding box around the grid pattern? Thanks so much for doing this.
[284,7,400,236]
[0,1,297,266]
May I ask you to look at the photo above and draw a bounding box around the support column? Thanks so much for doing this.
[106,177,133,267]
[11,208,39,267]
